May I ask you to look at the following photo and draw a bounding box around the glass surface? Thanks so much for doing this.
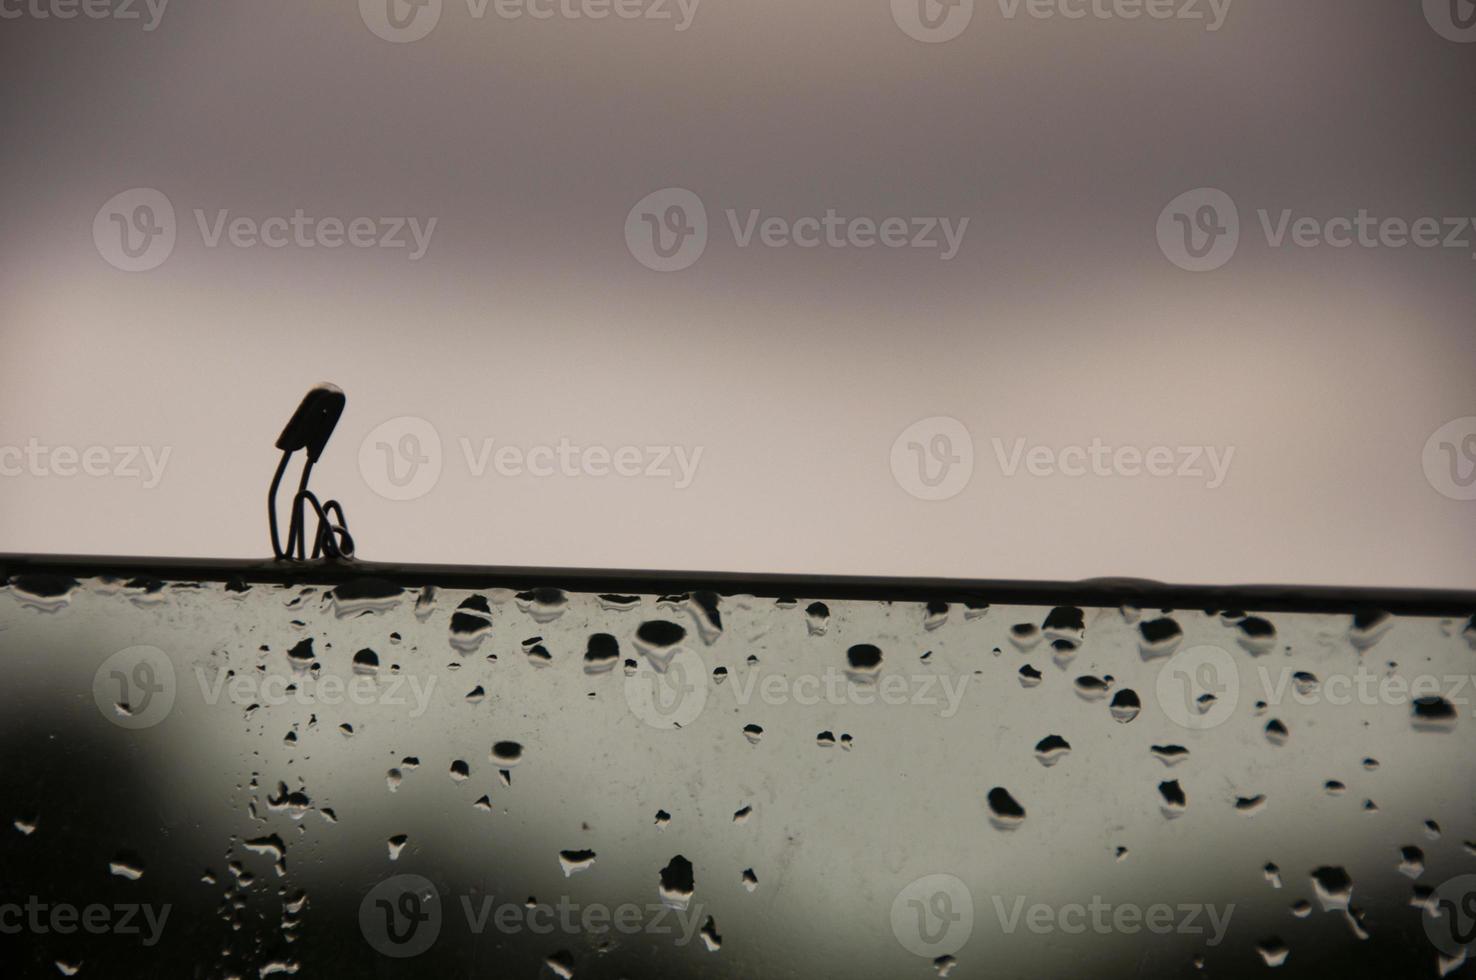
[2,573,1474,977]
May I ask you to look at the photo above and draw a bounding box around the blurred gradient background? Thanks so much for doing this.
[0,0,1472,587]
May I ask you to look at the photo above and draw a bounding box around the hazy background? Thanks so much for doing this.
[0,0,1472,588]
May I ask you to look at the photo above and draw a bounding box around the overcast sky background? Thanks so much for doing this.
[0,0,1472,589]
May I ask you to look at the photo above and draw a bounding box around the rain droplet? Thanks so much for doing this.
[352,648,379,675]
[923,601,949,631]
[1349,611,1392,650]
[1009,623,1041,651]
[1042,606,1085,645]
[986,787,1026,829]
[1109,689,1141,723]
[449,596,494,653]
[1158,780,1187,818]
[1264,719,1289,746]
[1264,862,1283,888]
[1151,745,1189,766]
[286,638,315,673]
[523,637,552,667]
[699,915,722,951]
[108,856,144,880]
[516,588,568,624]
[559,849,596,877]
[732,805,753,824]
[387,834,409,861]
[845,644,883,684]
[1412,697,1457,732]
[545,950,574,979]
[1074,675,1112,701]
[804,602,830,636]
[584,634,619,674]
[742,724,764,745]
[330,579,403,618]
[1138,617,1183,660]
[1310,866,1353,911]
[654,810,671,829]
[1398,846,1424,879]
[659,855,695,910]
[449,760,470,782]
[1237,617,1277,656]
[1034,735,1071,767]
[816,730,836,748]
[1018,664,1043,688]
[491,741,523,767]
[1235,794,1267,815]
[1324,780,1346,795]
[1256,937,1288,967]
[741,868,757,892]
[635,620,687,671]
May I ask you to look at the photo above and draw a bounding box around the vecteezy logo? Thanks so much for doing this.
[359,416,443,501]
[360,874,442,957]
[1156,644,1239,729]
[360,0,442,42]
[624,646,707,729]
[1425,0,1476,42]
[891,874,974,958]
[1423,875,1476,959]
[1157,188,1239,272]
[1423,417,1476,501]
[891,0,974,43]
[94,189,176,272]
[625,188,708,272]
[92,646,176,729]
[890,417,974,501]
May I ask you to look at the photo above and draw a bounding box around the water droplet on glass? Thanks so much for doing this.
[1138,617,1183,660]
[558,849,596,877]
[1109,689,1141,723]
[659,855,695,910]
[845,644,883,685]
[1158,780,1187,818]
[1034,735,1071,767]
[987,787,1026,829]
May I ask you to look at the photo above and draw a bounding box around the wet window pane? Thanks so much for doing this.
[1,574,1474,977]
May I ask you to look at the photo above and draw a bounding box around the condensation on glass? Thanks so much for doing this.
[1,573,1474,978]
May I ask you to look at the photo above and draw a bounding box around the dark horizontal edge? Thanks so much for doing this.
[1,552,1473,618]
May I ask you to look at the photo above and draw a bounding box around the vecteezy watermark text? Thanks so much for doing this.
[990,895,1234,945]
[625,188,969,272]
[0,440,170,488]
[889,418,1235,500]
[359,0,700,44]
[891,0,1232,44]
[94,188,436,272]
[0,0,169,30]
[359,874,709,958]
[1158,188,1476,271]
[0,898,171,947]
[193,667,437,718]
[991,437,1234,489]
[358,416,704,501]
